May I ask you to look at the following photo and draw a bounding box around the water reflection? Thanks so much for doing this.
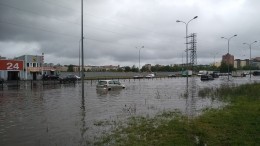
[96,88,122,97]
[184,77,198,118]
[0,77,259,145]
[79,92,87,145]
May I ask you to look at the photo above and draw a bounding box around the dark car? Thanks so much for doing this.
[201,74,214,81]
[253,71,260,76]
[42,74,59,80]
[59,74,78,83]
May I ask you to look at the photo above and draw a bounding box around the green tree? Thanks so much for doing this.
[67,64,74,72]
[124,66,131,72]
[131,65,139,72]
[219,62,234,73]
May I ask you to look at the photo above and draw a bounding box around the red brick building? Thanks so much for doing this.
[222,53,234,65]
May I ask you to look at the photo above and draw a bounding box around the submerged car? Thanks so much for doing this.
[200,74,214,81]
[59,74,78,83]
[96,80,125,90]
[42,74,59,80]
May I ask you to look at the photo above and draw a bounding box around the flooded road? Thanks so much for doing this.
[0,76,259,145]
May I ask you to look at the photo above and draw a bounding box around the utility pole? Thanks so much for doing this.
[81,0,84,99]
[221,34,237,81]
[176,16,198,83]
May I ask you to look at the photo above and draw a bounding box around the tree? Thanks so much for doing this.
[117,68,123,72]
[219,62,234,73]
[131,65,139,72]
[124,66,131,72]
[67,64,74,72]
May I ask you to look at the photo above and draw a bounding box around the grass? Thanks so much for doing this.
[95,82,260,146]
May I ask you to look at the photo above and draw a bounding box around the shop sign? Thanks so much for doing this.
[0,60,24,70]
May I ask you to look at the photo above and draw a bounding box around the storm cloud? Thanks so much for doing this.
[0,0,260,66]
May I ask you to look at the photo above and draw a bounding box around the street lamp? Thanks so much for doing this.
[81,0,84,99]
[213,53,219,67]
[79,39,81,77]
[243,41,257,79]
[176,16,198,82]
[137,46,144,72]
[221,34,237,80]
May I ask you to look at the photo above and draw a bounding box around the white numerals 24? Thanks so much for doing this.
[7,63,19,70]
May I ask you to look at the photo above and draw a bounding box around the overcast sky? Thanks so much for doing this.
[0,0,260,67]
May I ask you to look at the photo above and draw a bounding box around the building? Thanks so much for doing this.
[14,55,58,80]
[0,56,6,60]
[252,57,260,68]
[222,53,234,65]
[234,59,249,69]
[0,58,24,80]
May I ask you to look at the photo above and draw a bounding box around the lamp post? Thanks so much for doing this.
[221,34,237,80]
[176,16,198,82]
[213,53,219,67]
[243,41,257,79]
[81,0,84,99]
[137,46,144,72]
[79,39,81,77]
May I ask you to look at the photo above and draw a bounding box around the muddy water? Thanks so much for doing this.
[0,76,259,145]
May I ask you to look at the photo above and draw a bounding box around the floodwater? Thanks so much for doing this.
[0,76,259,145]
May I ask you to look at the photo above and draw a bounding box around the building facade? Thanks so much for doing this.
[0,59,24,80]
[0,54,53,80]
[234,59,249,69]
[222,53,234,65]
[252,57,260,68]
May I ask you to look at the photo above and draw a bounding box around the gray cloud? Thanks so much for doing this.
[0,0,260,67]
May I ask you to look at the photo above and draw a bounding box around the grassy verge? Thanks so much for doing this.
[95,83,260,145]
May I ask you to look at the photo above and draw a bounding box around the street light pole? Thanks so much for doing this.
[213,53,219,66]
[243,41,257,79]
[221,34,237,80]
[137,46,144,72]
[79,39,81,77]
[81,0,84,99]
[176,16,198,83]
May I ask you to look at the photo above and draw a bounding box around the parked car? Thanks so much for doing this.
[145,73,155,78]
[168,74,176,77]
[201,74,214,81]
[59,74,78,83]
[96,80,125,90]
[42,74,59,80]
[253,71,260,76]
[74,75,81,79]
[133,75,143,79]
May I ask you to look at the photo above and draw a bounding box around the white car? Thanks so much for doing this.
[145,73,155,78]
[96,80,125,90]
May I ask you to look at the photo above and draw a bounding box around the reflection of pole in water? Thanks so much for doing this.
[185,78,189,116]
[185,77,197,118]
[189,77,197,118]
[80,96,87,138]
